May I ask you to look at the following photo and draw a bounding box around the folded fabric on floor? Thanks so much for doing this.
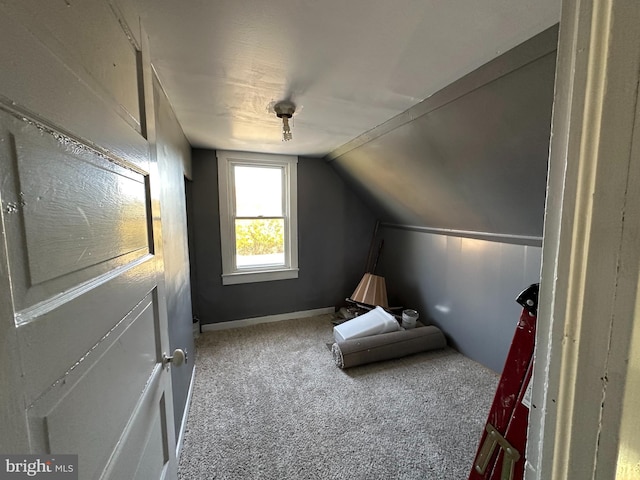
[332,325,447,369]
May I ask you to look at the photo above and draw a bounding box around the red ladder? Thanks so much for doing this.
[468,284,538,480]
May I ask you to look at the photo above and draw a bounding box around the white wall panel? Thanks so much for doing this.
[378,226,541,372]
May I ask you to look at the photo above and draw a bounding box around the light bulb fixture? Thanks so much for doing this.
[274,100,296,142]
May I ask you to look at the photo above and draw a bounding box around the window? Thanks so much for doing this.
[217,150,298,285]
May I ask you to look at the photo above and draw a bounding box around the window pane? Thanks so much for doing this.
[235,218,285,267]
[234,165,282,217]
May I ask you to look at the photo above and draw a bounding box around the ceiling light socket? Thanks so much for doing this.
[274,100,296,141]
[274,100,296,118]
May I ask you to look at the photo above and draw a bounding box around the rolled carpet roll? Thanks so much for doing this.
[332,325,447,369]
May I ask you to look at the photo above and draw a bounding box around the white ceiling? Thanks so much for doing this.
[135,0,561,157]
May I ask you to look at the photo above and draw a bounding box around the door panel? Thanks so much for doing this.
[0,1,178,478]
[0,106,176,477]
[17,259,156,404]
[133,411,169,480]
[0,118,151,313]
[0,104,176,476]
[3,0,142,131]
[26,293,160,478]
[0,5,149,171]
[105,389,169,480]
[16,138,149,284]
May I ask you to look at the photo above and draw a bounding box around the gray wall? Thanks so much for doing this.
[376,227,541,372]
[191,149,376,324]
[325,29,556,372]
[154,76,195,440]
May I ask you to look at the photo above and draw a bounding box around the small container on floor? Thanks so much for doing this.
[401,309,419,329]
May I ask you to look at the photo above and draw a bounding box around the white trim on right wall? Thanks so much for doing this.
[528,1,640,478]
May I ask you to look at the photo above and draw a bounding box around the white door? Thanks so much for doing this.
[0,1,179,479]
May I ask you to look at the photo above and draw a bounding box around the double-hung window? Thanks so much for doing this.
[217,150,298,285]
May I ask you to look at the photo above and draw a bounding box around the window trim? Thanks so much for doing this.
[217,150,298,285]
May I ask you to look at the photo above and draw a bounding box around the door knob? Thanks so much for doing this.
[163,349,187,367]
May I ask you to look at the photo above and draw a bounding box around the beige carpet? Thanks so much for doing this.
[178,314,498,479]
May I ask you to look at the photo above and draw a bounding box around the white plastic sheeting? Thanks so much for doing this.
[333,306,400,343]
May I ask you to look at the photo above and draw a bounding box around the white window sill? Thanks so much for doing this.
[222,268,299,285]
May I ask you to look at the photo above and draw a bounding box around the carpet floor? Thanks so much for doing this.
[178,314,499,480]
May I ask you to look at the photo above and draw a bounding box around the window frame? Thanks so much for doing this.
[217,150,298,285]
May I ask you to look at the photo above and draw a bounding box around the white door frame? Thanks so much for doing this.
[528,0,640,478]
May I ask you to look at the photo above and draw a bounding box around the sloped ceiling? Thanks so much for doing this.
[330,27,558,242]
[134,0,561,157]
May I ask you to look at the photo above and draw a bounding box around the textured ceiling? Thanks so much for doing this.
[134,0,561,157]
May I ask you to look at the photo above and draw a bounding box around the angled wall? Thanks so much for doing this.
[328,26,557,244]
[327,27,558,371]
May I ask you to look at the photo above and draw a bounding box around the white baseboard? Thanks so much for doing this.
[176,365,196,460]
[201,307,335,332]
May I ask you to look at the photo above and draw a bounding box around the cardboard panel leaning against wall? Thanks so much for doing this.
[190,149,377,325]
